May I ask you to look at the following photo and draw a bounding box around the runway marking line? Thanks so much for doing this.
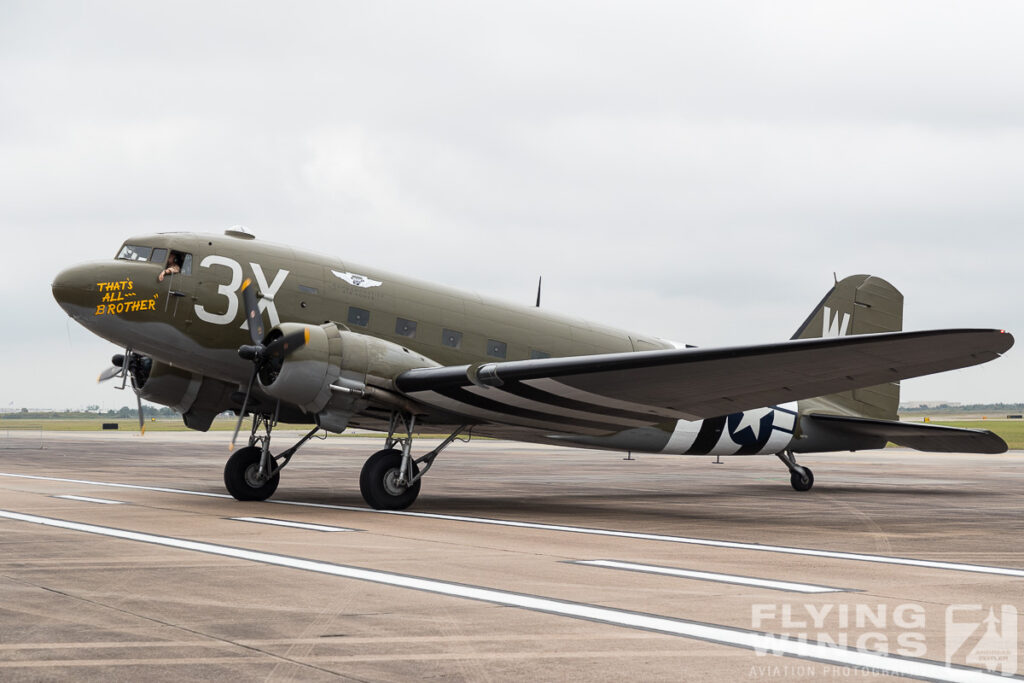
[0,508,1012,683]
[230,517,357,532]
[53,495,124,505]
[3,471,1024,578]
[571,559,856,594]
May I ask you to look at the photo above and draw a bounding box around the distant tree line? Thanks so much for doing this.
[900,403,1024,413]
[1,406,181,420]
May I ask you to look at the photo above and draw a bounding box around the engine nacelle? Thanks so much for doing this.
[136,360,235,431]
[257,323,439,430]
[257,323,344,414]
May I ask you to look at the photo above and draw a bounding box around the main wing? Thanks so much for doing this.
[394,329,1013,436]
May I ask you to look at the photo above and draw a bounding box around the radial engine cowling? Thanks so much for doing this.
[257,323,343,414]
[256,322,439,423]
[136,361,235,431]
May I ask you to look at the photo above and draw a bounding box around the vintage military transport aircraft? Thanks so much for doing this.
[52,229,1013,509]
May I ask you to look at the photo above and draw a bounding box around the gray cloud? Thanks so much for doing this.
[2,1,1021,408]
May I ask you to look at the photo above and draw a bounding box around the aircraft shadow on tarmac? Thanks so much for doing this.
[257,482,994,529]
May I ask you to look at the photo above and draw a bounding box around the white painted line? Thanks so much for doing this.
[2,473,227,498]
[4,472,1024,579]
[231,517,356,532]
[0,509,1009,683]
[54,495,124,505]
[573,560,853,594]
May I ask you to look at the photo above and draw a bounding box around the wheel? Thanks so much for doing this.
[359,448,421,510]
[790,466,814,492]
[224,446,280,501]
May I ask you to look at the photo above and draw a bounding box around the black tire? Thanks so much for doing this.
[224,446,280,501]
[359,448,421,510]
[790,467,814,492]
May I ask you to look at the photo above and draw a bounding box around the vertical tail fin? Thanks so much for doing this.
[793,275,904,420]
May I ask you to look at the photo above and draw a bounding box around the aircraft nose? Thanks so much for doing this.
[51,263,99,317]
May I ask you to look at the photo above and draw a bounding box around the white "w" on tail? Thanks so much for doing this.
[822,306,850,337]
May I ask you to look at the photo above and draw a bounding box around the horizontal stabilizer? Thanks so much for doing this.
[805,413,1008,454]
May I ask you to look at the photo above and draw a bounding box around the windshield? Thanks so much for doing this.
[116,244,152,261]
[116,244,193,274]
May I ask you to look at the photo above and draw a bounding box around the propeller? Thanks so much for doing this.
[230,279,310,450]
[97,364,122,383]
[242,277,264,344]
[97,351,150,435]
[132,377,146,435]
[97,353,127,384]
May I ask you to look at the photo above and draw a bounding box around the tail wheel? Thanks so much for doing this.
[359,448,421,510]
[224,446,280,501]
[790,467,814,492]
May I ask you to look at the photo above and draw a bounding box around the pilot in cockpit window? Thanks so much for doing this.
[158,251,183,282]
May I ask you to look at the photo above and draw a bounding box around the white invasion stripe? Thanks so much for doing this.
[660,419,702,453]
[54,495,124,505]
[523,378,682,420]
[0,509,1006,683]
[573,560,852,594]
[231,517,355,532]
[411,391,608,435]
[462,385,651,428]
[4,472,1024,579]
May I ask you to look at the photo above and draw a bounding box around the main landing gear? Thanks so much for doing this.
[222,409,466,510]
[224,412,322,501]
[359,414,468,510]
[776,449,814,492]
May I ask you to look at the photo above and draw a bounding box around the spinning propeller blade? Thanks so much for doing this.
[97,351,148,435]
[97,366,121,383]
[136,390,145,436]
[229,368,257,452]
[241,278,264,345]
[230,280,311,450]
[265,327,309,360]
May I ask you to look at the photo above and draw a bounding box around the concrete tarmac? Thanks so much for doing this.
[1,431,1022,681]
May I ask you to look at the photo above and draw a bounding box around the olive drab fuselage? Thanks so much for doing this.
[51,230,801,455]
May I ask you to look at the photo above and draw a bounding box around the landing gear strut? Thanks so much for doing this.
[224,410,322,502]
[359,413,468,510]
[776,449,814,492]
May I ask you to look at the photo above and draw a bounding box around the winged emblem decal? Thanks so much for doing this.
[332,270,383,288]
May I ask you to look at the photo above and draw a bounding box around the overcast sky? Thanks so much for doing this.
[2,1,1022,411]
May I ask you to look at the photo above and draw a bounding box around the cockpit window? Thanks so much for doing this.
[156,250,193,281]
[116,245,152,261]
[118,245,192,276]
